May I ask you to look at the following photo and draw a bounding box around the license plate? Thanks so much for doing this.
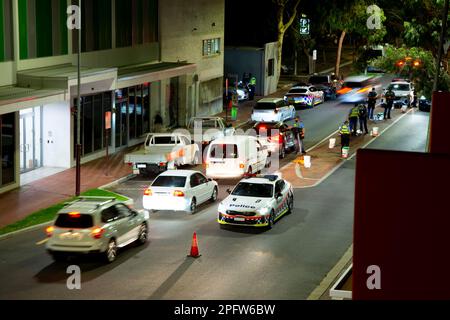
[234,217,245,222]
[137,164,146,169]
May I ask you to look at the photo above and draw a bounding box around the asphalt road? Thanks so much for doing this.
[0,76,430,300]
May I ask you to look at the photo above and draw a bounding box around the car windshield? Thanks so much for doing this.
[309,76,328,84]
[189,119,217,129]
[388,84,410,91]
[55,214,94,229]
[288,88,307,94]
[232,182,273,198]
[152,136,177,144]
[209,144,238,158]
[254,102,277,110]
[152,176,186,187]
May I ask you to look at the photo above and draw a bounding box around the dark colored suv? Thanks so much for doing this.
[253,122,296,158]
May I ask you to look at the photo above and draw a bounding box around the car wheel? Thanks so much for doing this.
[104,239,117,263]
[287,194,294,214]
[267,210,275,230]
[136,223,148,245]
[189,198,197,214]
[279,144,286,159]
[210,187,218,202]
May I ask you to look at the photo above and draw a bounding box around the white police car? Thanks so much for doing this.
[218,174,294,229]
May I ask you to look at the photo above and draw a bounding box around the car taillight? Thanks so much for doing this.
[239,163,245,169]
[159,162,166,167]
[144,188,152,196]
[173,190,185,197]
[205,162,210,169]
[91,227,105,239]
[45,226,54,237]
[127,162,133,167]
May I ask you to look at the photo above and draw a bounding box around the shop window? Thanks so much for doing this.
[1,113,16,186]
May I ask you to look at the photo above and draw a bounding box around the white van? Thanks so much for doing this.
[205,136,269,179]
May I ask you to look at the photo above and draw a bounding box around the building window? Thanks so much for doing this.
[0,0,14,62]
[74,92,112,157]
[0,112,16,186]
[202,38,221,56]
[116,0,158,48]
[268,58,275,76]
[18,0,68,59]
[72,0,112,53]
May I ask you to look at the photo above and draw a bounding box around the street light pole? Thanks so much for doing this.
[75,0,82,196]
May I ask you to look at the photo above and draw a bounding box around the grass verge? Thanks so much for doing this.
[0,189,129,237]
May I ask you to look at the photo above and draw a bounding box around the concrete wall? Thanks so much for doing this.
[159,0,225,116]
[42,102,71,168]
[264,42,278,96]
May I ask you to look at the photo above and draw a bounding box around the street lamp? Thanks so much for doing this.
[75,0,82,196]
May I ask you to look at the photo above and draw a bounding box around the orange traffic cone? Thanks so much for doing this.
[188,232,201,258]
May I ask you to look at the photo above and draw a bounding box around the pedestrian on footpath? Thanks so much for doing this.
[349,104,360,135]
[358,103,369,135]
[249,74,257,100]
[384,88,395,120]
[339,120,351,152]
[367,88,377,120]
[293,117,306,154]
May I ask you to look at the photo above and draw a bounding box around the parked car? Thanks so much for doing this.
[205,135,269,179]
[284,86,325,108]
[45,197,149,263]
[124,133,200,176]
[187,116,235,145]
[312,84,336,101]
[253,122,296,158]
[337,75,382,103]
[217,174,294,229]
[383,81,415,107]
[418,96,431,112]
[143,170,218,214]
[251,98,296,123]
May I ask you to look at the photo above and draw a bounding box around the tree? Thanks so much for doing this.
[326,0,386,77]
[370,45,450,98]
[273,0,302,81]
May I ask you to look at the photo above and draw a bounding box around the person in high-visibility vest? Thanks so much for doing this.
[293,117,306,154]
[339,120,351,152]
[349,104,360,135]
[249,75,257,100]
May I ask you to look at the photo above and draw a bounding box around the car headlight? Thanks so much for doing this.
[258,207,270,215]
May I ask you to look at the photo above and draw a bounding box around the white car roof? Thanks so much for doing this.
[241,177,276,185]
[343,75,374,82]
[211,135,256,144]
[158,170,201,177]
[257,97,284,103]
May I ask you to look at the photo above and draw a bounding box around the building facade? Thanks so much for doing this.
[0,0,225,194]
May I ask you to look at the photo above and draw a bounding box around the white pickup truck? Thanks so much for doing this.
[124,133,200,176]
[187,116,235,145]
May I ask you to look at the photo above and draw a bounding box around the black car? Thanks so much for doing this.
[308,74,340,99]
[312,84,336,101]
[418,96,431,112]
[253,122,296,158]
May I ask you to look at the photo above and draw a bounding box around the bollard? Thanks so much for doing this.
[304,155,311,168]
[329,138,336,149]
[342,147,349,159]
[372,127,379,137]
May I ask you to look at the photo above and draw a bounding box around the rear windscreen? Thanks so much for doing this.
[152,176,186,187]
[254,102,277,110]
[55,214,94,229]
[288,88,307,94]
[209,144,238,159]
[152,136,177,144]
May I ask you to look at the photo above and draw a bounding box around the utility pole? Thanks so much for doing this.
[75,0,82,196]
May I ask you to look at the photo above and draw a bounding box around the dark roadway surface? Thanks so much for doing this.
[0,77,430,300]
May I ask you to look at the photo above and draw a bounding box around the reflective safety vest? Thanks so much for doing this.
[340,124,350,135]
[350,107,359,118]
[250,77,257,85]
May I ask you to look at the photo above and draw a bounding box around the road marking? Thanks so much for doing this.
[36,238,49,245]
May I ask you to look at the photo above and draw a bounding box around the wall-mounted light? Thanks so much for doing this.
[212,22,216,27]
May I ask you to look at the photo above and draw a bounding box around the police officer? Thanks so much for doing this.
[384,88,395,120]
[349,104,360,135]
[367,88,377,120]
[339,120,351,152]
[358,103,369,135]
[249,75,257,100]
[293,117,306,154]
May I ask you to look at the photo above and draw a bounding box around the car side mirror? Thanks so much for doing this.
[226,189,232,194]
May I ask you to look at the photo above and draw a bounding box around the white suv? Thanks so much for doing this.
[46,197,149,263]
[384,81,414,107]
[251,98,296,123]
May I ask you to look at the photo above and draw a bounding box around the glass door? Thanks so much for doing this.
[19,107,42,173]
